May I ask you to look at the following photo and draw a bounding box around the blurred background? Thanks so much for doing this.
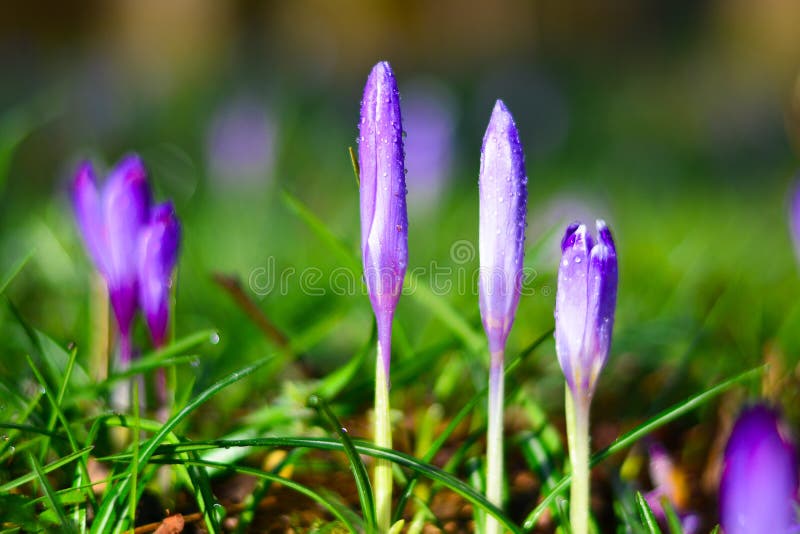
[2,0,800,523]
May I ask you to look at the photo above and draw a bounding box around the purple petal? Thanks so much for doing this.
[72,161,109,275]
[720,404,799,534]
[358,61,408,337]
[790,180,800,263]
[138,202,181,347]
[102,154,152,332]
[554,223,591,392]
[560,222,581,251]
[478,99,528,353]
[581,220,617,392]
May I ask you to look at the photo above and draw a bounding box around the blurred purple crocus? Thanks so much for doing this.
[73,155,152,362]
[790,181,800,264]
[644,442,700,534]
[138,202,181,347]
[358,61,408,366]
[719,404,799,534]
[478,99,528,357]
[555,220,618,399]
[403,81,456,210]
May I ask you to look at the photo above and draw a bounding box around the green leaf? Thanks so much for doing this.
[0,447,92,492]
[521,366,764,531]
[90,356,273,533]
[308,395,377,533]
[634,492,662,534]
[29,454,76,533]
[117,436,523,534]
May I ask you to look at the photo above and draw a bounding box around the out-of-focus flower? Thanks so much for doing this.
[358,60,408,356]
[73,155,152,346]
[790,180,800,263]
[555,220,618,399]
[719,404,799,534]
[644,442,699,534]
[403,81,456,209]
[478,99,528,355]
[138,202,181,347]
[207,95,277,188]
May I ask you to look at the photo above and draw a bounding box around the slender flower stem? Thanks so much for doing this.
[566,385,591,534]
[374,328,393,532]
[486,349,505,534]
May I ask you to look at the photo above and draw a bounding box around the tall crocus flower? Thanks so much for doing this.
[720,404,799,534]
[478,99,527,534]
[358,60,408,532]
[555,220,617,534]
[73,155,152,365]
[138,202,181,348]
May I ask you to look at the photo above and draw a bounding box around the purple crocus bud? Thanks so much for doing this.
[73,155,152,339]
[555,220,617,398]
[478,100,528,355]
[358,61,408,363]
[720,404,799,534]
[138,202,181,347]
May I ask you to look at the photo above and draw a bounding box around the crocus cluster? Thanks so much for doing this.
[73,154,181,363]
[555,220,618,401]
[719,404,799,534]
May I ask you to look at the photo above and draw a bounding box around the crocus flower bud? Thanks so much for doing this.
[719,404,799,534]
[138,202,181,347]
[478,100,528,354]
[358,61,408,357]
[555,220,617,398]
[73,155,152,340]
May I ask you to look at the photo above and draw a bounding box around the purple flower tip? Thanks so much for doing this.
[358,61,408,348]
[554,219,617,397]
[478,99,528,354]
[720,404,799,534]
[138,202,181,347]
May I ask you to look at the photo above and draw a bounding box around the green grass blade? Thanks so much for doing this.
[89,356,273,533]
[281,189,360,272]
[634,492,662,534]
[25,355,95,511]
[29,454,76,533]
[0,447,93,492]
[308,394,377,533]
[521,366,764,531]
[393,329,552,522]
[156,457,360,533]
[0,250,34,295]
[660,497,683,534]
[121,436,523,534]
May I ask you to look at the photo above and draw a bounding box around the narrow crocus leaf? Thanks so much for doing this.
[358,61,408,362]
[719,404,799,534]
[478,99,528,354]
[555,220,617,398]
[138,202,181,347]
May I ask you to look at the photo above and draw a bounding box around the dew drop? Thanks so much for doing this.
[209,332,220,345]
